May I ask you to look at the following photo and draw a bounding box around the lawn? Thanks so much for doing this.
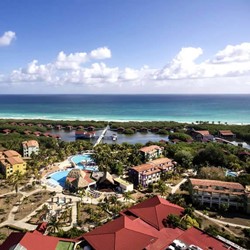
[56,241,75,250]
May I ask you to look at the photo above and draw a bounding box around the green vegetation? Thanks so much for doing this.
[163,205,200,230]
[204,225,250,249]
[55,241,75,250]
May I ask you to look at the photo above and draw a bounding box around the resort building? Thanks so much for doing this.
[65,169,96,192]
[139,145,163,161]
[1,129,11,134]
[22,140,39,157]
[0,196,240,250]
[80,196,235,250]
[189,178,250,213]
[114,177,134,193]
[0,223,79,250]
[0,150,27,178]
[192,130,214,142]
[218,130,236,139]
[129,163,161,187]
[75,130,96,139]
[150,157,175,172]
[129,157,175,187]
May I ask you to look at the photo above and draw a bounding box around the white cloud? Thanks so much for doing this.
[154,43,250,80]
[155,47,203,80]
[119,67,140,81]
[55,47,111,70]
[211,43,250,63]
[55,51,88,70]
[0,31,16,46]
[2,43,250,93]
[89,47,111,60]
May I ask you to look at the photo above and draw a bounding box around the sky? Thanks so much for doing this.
[0,0,250,94]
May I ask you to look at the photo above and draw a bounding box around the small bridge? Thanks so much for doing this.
[214,137,236,146]
[93,125,109,147]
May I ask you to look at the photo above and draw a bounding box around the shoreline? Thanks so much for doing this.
[0,117,249,126]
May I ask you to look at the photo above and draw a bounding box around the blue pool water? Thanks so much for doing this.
[48,154,97,187]
[226,170,238,177]
[49,170,70,187]
[71,154,92,167]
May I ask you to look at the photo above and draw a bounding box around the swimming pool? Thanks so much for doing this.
[48,170,70,187]
[71,154,92,167]
[47,154,98,187]
[70,154,98,171]
[226,170,238,177]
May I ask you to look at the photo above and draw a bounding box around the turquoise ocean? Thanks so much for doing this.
[0,94,250,124]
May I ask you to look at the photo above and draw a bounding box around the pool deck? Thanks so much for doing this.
[41,153,96,191]
[41,159,71,178]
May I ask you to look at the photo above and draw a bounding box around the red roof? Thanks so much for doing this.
[195,130,210,136]
[0,232,78,250]
[127,196,184,230]
[83,215,158,250]
[190,178,244,190]
[140,145,162,153]
[177,227,229,250]
[35,222,48,234]
[219,130,235,136]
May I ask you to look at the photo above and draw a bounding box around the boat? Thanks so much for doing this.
[112,134,117,141]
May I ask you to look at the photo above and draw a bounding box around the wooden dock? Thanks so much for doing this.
[93,125,109,147]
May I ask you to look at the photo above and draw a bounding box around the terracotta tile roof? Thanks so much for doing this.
[219,130,235,136]
[66,169,95,188]
[2,129,11,133]
[195,130,210,136]
[131,163,154,173]
[6,156,25,165]
[4,150,21,158]
[190,178,244,190]
[22,140,39,148]
[177,227,230,250]
[150,157,173,166]
[128,196,184,230]
[83,216,159,250]
[1,195,234,250]
[0,232,78,250]
[142,168,161,176]
[140,145,162,153]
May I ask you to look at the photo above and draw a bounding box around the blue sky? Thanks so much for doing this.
[0,0,250,94]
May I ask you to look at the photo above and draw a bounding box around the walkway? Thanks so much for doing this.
[0,184,102,233]
[195,210,250,229]
[93,124,109,147]
[170,178,187,194]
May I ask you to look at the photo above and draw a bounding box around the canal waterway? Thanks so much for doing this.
[48,129,169,144]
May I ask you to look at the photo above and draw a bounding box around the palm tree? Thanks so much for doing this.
[8,170,23,195]
[79,189,86,202]
[157,180,168,197]
[109,195,118,205]
[61,210,68,223]
[47,216,60,234]
[123,192,132,203]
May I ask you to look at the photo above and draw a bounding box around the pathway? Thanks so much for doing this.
[195,210,250,229]
[93,125,109,147]
[0,185,102,233]
[170,178,187,194]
